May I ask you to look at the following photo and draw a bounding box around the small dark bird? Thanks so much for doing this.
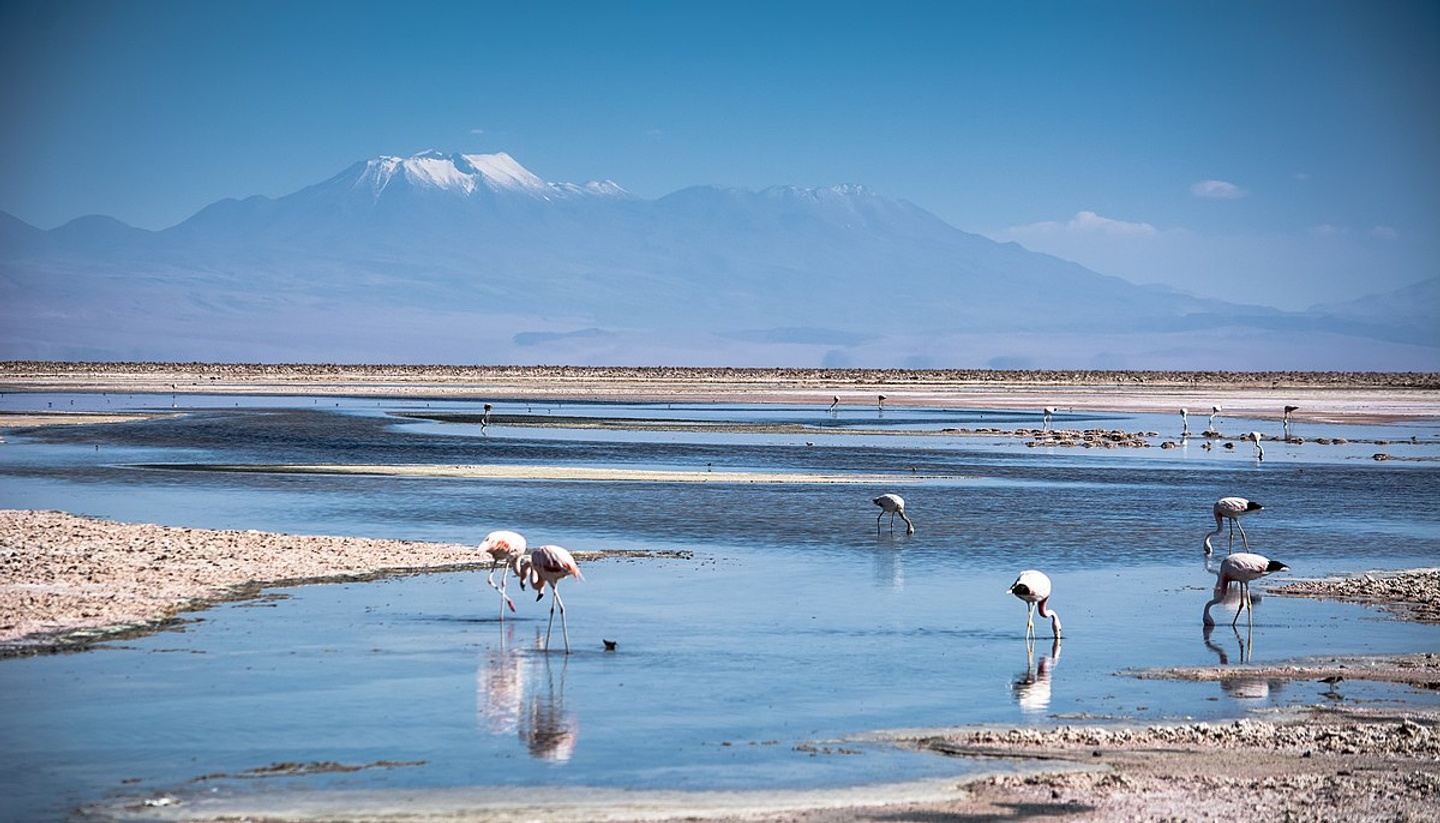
[1319,675,1344,687]
[603,639,618,652]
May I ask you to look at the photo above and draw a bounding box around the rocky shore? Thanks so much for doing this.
[1274,567,1440,624]
[0,510,672,656]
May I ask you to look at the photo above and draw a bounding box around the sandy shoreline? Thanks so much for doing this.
[0,510,685,656]
[3,362,1439,422]
[143,462,945,484]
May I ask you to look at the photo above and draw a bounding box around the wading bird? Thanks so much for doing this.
[1180,407,1190,436]
[1203,552,1289,628]
[479,530,527,619]
[1008,570,1062,640]
[877,394,887,412]
[828,395,839,412]
[481,402,494,434]
[1283,405,1299,438]
[872,493,915,535]
[1248,431,1265,461]
[1042,407,1057,431]
[518,545,584,654]
[1207,405,1221,432]
[1203,496,1263,555]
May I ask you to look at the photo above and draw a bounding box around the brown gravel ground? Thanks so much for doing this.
[0,509,682,656]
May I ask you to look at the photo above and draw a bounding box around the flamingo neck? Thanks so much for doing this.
[1037,598,1062,635]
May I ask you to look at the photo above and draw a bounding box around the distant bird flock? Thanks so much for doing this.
[475,398,1306,652]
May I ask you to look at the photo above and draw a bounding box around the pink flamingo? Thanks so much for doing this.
[1008,569,1062,639]
[519,545,584,654]
[479,530,527,619]
[1203,552,1289,627]
[1203,497,1263,555]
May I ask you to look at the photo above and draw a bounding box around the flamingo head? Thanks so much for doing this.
[1246,500,1264,512]
[1265,559,1289,573]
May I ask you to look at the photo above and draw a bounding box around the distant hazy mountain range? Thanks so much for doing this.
[2,151,1434,368]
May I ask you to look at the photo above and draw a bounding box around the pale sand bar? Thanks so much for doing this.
[0,411,171,428]
[0,510,681,655]
[3,362,1439,422]
[148,463,944,484]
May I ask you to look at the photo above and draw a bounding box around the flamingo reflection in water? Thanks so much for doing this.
[1203,607,1287,701]
[1012,636,1062,716]
[476,624,524,735]
[521,655,578,762]
[476,626,579,762]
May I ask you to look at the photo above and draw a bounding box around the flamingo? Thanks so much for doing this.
[872,493,915,535]
[1248,431,1265,461]
[1042,407,1057,431]
[1180,407,1190,436]
[481,402,494,434]
[1008,569,1062,639]
[828,395,839,412]
[1203,496,1263,555]
[518,545,584,654]
[877,394,887,412]
[1207,405,1221,433]
[1203,552,1288,627]
[479,530,527,619]
[1283,405,1298,438]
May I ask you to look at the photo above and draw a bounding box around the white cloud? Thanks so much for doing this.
[1190,179,1246,199]
[1369,225,1399,240]
[1292,172,1311,182]
[469,128,486,135]
[1309,223,1346,237]
[1005,210,1158,239]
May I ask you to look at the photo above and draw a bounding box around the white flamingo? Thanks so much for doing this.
[479,530,527,619]
[1008,569,1062,639]
[1283,405,1298,438]
[1203,496,1264,555]
[828,395,839,412]
[1248,431,1265,461]
[1180,407,1190,436]
[1204,552,1289,627]
[872,493,914,535]
[518,545,584,654]
[1207,405,1221,432]
[1042,406,1057,431]
[877,394,887,412]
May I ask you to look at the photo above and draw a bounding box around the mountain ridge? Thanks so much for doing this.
[1,151,1434,368]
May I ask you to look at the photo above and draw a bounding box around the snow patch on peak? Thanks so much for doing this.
[347,151,625,201]
[458,152,547,192]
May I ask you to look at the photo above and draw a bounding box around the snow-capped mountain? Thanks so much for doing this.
[0,151,1434,368]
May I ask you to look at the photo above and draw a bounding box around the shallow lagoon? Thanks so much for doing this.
[1,394,1438,819]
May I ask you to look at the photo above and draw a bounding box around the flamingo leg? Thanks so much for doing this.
[876,511,885,531]
[554,585,570,655]
[544,590,557,651]
[1026,603,1036,640]
[486,561,516,618]
[1236,520,1250,551]
[1227,519,1236,553]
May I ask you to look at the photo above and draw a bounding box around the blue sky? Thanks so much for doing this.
[2,0,1436,309]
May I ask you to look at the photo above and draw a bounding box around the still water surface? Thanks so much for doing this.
[1,394,1437,819]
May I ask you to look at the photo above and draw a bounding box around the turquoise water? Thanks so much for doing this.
[1,394,1438,820]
